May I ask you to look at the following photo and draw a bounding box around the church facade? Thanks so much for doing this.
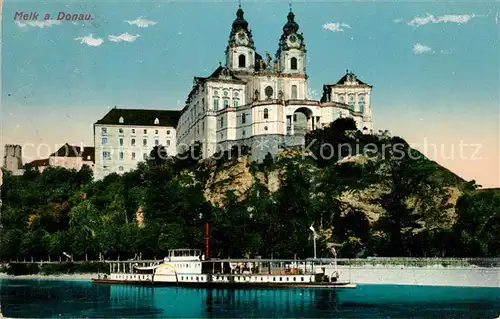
[176,7,374,159]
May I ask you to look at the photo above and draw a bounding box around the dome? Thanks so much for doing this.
[232,8,248,30]
[283,11,299,35]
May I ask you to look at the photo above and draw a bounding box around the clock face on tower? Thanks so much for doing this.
[237,32,248,45]
[287,34,300,48]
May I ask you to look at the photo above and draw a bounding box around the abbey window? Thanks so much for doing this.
[291,57,298,70]
[265,86,273,99]
[213,99,219,111]
[223,100,229,108]
[238,54,246,68]
[348,95,355,111]
[358,94,365,113]
[242,113,246,124]
[263,108,269,119]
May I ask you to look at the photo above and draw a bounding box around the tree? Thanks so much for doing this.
[149,145,168,167]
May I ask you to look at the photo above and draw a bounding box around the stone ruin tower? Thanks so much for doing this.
[3,144,23,172]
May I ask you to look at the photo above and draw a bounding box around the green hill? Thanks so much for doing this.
[1,118,498,261]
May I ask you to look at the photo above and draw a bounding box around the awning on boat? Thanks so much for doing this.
[134,266,158,271]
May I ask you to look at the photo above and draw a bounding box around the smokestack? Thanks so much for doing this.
[205,222,210,260]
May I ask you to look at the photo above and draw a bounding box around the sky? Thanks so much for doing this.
[1,0,499,187]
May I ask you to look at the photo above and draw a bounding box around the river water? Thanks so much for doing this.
[1,279,499,318]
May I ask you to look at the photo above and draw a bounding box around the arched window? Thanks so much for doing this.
[238,54,246,68]
[348,95,355,111]
[119,116,124,123]
[358,94,365,113]
[263,108,269,119]
[242,113,246,124]
[265,86,273,99]
[223,99,229,108]
[291,57,297,70]
[291,85,298,99]
[213,99,219,111]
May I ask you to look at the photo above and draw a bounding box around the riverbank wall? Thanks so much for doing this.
[337,265,500,288]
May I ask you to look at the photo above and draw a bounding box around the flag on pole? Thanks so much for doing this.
[331,247,337,258]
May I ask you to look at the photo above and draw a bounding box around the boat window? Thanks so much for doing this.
[181,276,184,280]
[301,277,304,282]
[280,277,283,282]
[273,277,276,282]
[293,277,296,281]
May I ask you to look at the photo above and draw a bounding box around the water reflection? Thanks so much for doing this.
[1,279,499,318]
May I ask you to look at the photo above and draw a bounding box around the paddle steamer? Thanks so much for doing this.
[92,249,354,289]
[92,224,355,289]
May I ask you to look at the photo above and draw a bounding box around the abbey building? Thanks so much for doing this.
[176,7,374,159]
[91,7,375,179]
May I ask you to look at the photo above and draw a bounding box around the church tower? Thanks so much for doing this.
[3,144,22,172]
[276,7,306,75]
[225,5,256,72]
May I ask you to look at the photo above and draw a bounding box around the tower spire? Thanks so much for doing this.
[238,0,241,9]
[289,2,292,12]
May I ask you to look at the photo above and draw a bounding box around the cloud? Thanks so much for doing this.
[413,43,433,55]
[125,17,158,28]
[74,34,104,47]
[15,20,62,28]
[323,22,351,32]
[108,33,140,43]
[408,13,476,27]
[440,49,452,55]
[393,18,403,23]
